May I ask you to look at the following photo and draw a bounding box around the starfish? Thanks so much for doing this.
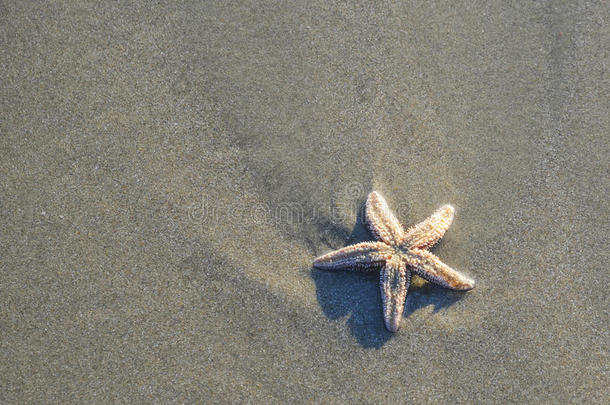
[313,191,475,332]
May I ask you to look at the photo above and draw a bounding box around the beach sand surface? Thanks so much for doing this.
[1,1,608,403]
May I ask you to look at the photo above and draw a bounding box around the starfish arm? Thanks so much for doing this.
[365,191,404,246]
[380,259,410,332]
[401,204,454,249]
[405,248,475,290]
[313,241,389,271]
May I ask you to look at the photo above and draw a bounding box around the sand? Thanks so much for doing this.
[1,1,608,403]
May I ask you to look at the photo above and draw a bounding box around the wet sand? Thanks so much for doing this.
[1,1,608,403]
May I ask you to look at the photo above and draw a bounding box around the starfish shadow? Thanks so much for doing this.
[311,205,465,349]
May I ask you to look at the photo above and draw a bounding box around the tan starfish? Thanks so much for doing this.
[313,191,475,332]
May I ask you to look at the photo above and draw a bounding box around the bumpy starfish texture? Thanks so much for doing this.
[314,191,474,332]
